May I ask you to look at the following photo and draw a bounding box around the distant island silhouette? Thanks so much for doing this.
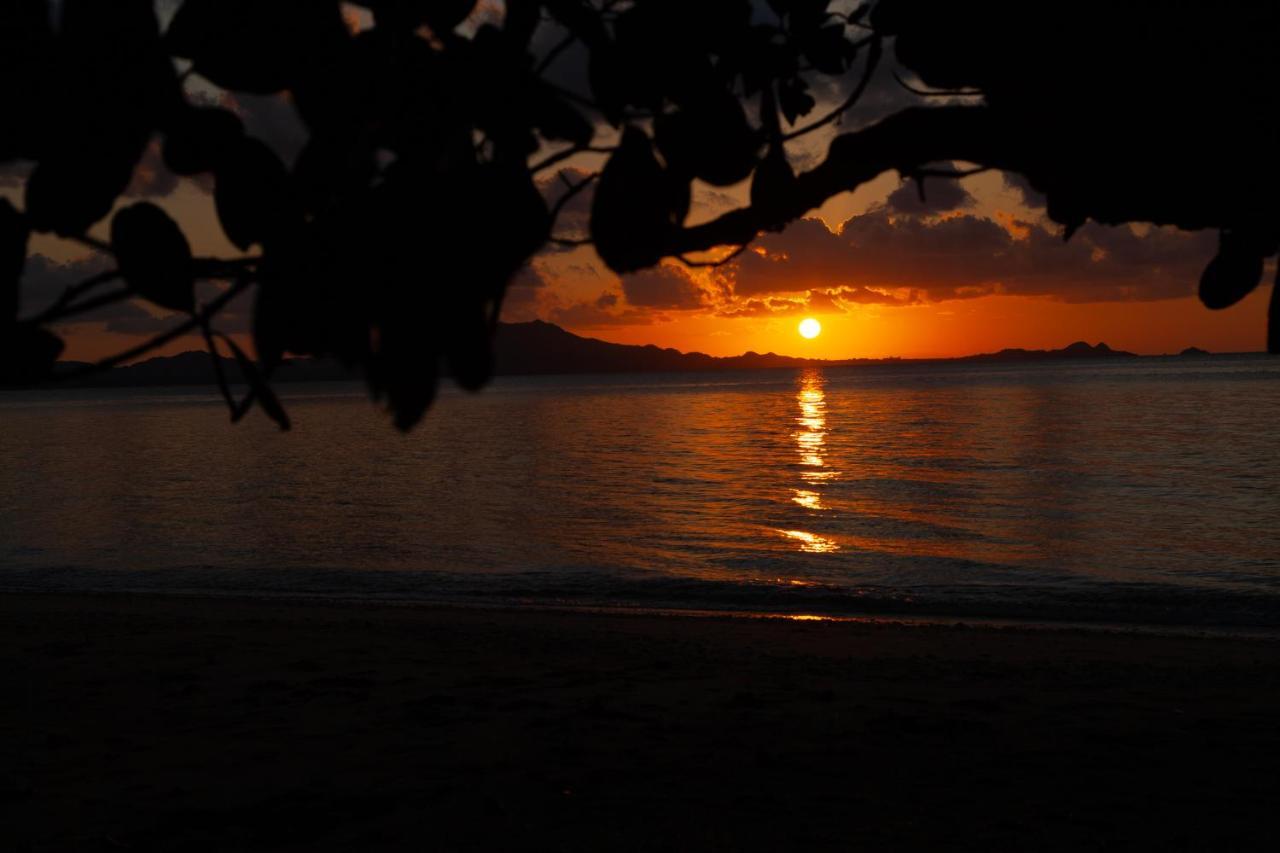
[33,320,1235,389]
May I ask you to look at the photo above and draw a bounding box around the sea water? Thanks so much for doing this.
[3,357,1279,629]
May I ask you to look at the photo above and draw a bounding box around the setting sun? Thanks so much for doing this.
[798,318,822,339]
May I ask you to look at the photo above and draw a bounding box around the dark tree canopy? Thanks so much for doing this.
[1,0,1277,429]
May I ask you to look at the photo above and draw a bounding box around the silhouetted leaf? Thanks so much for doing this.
[591,127,688,273]
[1199,230,1266,310]
[168,0,348,94]
[0,0,55,161]
[24,140,149,236]
[111,203,195,313]
[215,138,302,251]
[445,310,494,392]
[777,77,816,124]
[1,200,28,324]
[251,284,288,372]
[473,164,550,286]
[1270,267,1280,354]
[750,144,798,230]
[533,89,595,148]
[799,24,857,75]
[25,1,172,235]
[654,92,761,186]
[1,325,63,385]
[368,321,439,432]
[163,108,245,176]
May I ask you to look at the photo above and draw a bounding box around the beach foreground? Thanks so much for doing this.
[2,595,1278,851]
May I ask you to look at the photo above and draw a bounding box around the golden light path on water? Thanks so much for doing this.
[778,370,840,554]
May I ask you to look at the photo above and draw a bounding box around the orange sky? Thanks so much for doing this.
[586,289,1272,359]
[7,121,1272,364]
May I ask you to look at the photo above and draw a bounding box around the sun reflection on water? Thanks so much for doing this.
[776,528,839,553]
[779,370,840,553]
[791,489,824,510]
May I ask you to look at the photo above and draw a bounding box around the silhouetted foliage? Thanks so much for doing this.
[2,0,1277,428]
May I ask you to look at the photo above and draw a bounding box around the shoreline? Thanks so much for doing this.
[4,591,1279,850]
[4,583,1279,641]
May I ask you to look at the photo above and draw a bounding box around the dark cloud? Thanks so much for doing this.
[830,285,923,306]
[20,253,255,336]
[726,212,1216,304]
[18,254,112,316]
[501,265,549,322]
[549,295,653,329]
[719,296,806,318]
[20,252,164,332]
[716,283,917,318]
[540,167,595,240]
[620,264,707,309]
[1002,170,1047,209]
[883,174,973,215]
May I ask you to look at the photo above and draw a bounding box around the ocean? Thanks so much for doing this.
[3,356,1279,631]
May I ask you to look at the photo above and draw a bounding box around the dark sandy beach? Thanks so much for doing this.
[2,594,1278,851]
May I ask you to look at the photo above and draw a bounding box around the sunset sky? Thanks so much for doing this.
[3,1,1271,363]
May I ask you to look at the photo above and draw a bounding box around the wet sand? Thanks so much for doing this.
[2,593,1278,851]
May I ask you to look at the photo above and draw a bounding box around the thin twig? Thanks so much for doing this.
[199,315,240,419]
[677,243,752,268]
[67,234,113,254]
[542,82,655,122]
[549,172,599,224]
[531,144,616,174]
[892,72,983,98]
[52,277,253,381]
[29,269,121,324]
[535,32,577,75]
[905,165,991,179]
[782,37,883,141]
[38,288,134,324]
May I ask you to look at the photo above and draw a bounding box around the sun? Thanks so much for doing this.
[798,318,821,339]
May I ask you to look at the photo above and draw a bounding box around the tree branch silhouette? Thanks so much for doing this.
[4,0,1277,430]
[53,277,254,381]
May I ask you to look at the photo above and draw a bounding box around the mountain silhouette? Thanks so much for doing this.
[32,322,1220,390]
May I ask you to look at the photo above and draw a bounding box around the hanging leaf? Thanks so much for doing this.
[750,143,798,230]
[777,77,816,125]
[532,88,595,148]
[1270,267,1280,354]
[111,203,195,312]
[1,325,63,385]
[163,107,245,176]
[167,0,348,95]
[1,200,28,324]
[1199,229,1266,310]
[591,127,689,273]
[368,320,439,432]
[655,89,762,187]
[215,138,302,251]
[798,23,859,75]
[0,0,55,162]
[25,138,149,236]
[444,308,493,392]
[26,1,177,235]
